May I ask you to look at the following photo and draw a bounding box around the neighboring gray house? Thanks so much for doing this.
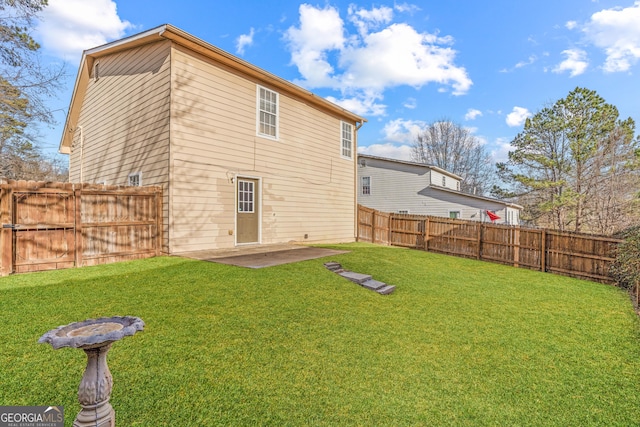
[357,154,522,225]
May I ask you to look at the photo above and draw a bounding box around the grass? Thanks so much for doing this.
[1,243,639,426]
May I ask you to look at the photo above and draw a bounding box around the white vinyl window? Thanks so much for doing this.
[449,210,460,219]
[341,122,353,159]
[238,180,255,213]
[361,176,371,195]
[258,86,278,138]
[128,172,141,186]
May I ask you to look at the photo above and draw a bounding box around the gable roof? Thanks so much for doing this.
[425,184,523,209]
[358,153,522,210]
[358,153,462,180]
[59,24,367,154]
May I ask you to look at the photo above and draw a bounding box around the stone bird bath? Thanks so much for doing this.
[39,316,144,427]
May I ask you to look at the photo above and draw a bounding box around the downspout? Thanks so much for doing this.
[354,120,364,241]
[78,125,84,183]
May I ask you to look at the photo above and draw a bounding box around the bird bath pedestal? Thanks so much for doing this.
[39,316,144,427]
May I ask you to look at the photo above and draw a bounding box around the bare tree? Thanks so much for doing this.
[0,0,66,180]
[411,119,496,195]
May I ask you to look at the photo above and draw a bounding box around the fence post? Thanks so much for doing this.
[476,223,482,260]
[74,188,83,268]
[513,226,520,268]
[0,184,13,276]
[372,210,376,244]
[155,187,163,256]
[540,229,546,272]
[424,217,430,252]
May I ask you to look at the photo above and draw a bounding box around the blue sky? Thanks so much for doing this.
[34,0,640,164]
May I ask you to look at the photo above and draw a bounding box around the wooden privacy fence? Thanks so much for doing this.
[357,205,623,284]
[0,180,163,275]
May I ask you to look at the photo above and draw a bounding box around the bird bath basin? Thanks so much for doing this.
[39,316,144,427]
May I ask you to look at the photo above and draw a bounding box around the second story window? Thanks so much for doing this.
[258,86,278,138]
[341,122,353,159]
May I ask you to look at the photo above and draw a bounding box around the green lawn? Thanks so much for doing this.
[1,243,639,426]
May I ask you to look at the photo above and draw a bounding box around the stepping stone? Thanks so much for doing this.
[339,271,372,285]
[360,279,387,291]
[324,262,343,272]
[376,285,396,295]
[324,262,395,295]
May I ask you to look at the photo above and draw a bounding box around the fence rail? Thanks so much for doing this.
[1,180,163,275]
[357,205,622,284]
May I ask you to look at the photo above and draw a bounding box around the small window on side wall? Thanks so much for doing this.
[361,176,371,195]
[449,210,460,219]
[341,122,353,159]
[128,172,142,187]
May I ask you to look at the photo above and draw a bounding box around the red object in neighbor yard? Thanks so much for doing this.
[486,210,500,222]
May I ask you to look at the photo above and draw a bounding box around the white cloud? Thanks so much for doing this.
[36,0,132,60]
[500,55,537,73]
[565,20,578,30]
[465,108,482,121]
[403,98,417,109]
[553,49,589,76]
[506,106,532,127]
[583,1,640,72]
[326,93,386,116]
[381,118,426,144]
[394,3,421,14]
[490,138,514,163]
[236,28,255,55]
[340,23,470,94]
[285,4,471,116]
[284,4,345,88]
[357,143,413,161]
[348,5,394,36]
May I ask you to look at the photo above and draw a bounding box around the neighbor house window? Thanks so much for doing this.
[341,122,353,159]
[449,210,460,219]
[258,86,278,138]
[361,176,371,195]
[128,172,141,187]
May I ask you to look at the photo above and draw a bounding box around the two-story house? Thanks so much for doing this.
[59,24,366,253]
[357,154,522,225]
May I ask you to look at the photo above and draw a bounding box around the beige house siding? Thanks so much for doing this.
[68,40,172,251]
[62,26,363,254]
[168,44,356,253]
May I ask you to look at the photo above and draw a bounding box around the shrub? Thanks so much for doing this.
[611,226,640,307]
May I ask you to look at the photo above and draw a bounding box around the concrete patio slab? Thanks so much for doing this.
[178,245,349,269]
